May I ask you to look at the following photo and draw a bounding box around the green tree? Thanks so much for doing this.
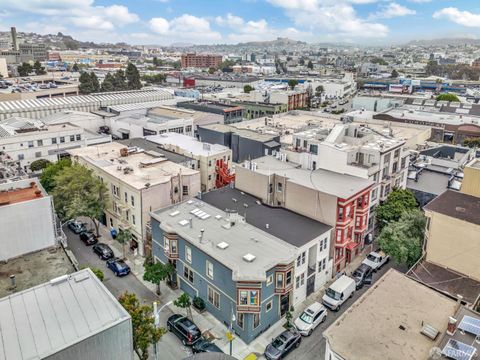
[174,292,193,321]
[81,265,104,282]
[72,63,79,72]
[52,163,108,236]
[143,260,174,295]
[90,72,100,92]
[378,209,426,267]
[208,67,216,74]
[307,60,313,70]
[126,63,142,90]
[33,60,46,75]
[40,158,71,193]
[436,93,460,102]
[17,62,33,76]
[116,228,133,260]
[288,79,298,90]
[113,69,128,91]
[101,72,116,92]
[243,84,254,93]
[285,306,295,329]
[142,74,166,85]
[315,85,324,97]
[376,188,418,230]
[30,159,51,172]
[391,69,399,78]
[463,137,480,148]
[79,71,95,94]
[119,292,166,360]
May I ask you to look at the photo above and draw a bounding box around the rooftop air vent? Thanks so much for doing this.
[421,324,439,340]
[243,253,256,262]
[217,242,229,249]
[215,215,222,220]
[170,210,180,217]
[178,219,189,226]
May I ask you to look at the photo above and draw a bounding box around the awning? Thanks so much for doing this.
[117,128,130,134]
[345,242,360,251]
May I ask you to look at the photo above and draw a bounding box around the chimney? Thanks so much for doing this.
[199,229,205,242]
[10,274,16,289]
[446,317,457,336]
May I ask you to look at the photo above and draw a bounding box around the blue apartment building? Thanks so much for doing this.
[151,188,332,344]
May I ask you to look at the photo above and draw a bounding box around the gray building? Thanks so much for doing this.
[151,188,332,344]
[177,101,244,124]
[0,268,133,360]
[19,43,47,62]
[198,123,281,163]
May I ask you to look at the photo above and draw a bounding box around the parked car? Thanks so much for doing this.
[362,251,390,271]
[264,328,302,360]
[67,219,87,234]
[92,243,114,260]
[167,314,202,346]
[322,275,356,311]
[192,339,223,353]
[79,230,98,245]
[351,263,373,290]
[294,302,327,336]
[106,258,131,277]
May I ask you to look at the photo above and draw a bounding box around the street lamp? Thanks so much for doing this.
[153,300,172,360]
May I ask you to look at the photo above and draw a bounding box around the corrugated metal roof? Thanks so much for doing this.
[0,89,173,113]
[0,268,130,359]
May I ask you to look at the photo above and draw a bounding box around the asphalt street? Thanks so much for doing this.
[65,227,190,360]
[287,261,398,360]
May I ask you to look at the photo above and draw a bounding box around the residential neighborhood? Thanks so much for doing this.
[1,2,480,359]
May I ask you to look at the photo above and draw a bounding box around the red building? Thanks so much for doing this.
[334,188,371,272]
[181,53,222,69]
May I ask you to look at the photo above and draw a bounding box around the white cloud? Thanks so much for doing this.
[1,1,139,31]
[149,14,222,43]
[370,2,416,19]
[433,8,480,28]
[215,13,245,28]
[267,0,389,38]
[408,0,431,3]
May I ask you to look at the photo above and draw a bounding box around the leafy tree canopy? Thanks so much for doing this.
[119,292,166,360]
[30,159,51,172]
[436,93,460,102]
[288,79,299,90]
[243,84,254,93]
[376,188,418,229]
[40,158,71,193]
[378,209,426,267]
[52,163,108,235]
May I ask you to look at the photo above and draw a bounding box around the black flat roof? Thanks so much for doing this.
[201,187,332,248]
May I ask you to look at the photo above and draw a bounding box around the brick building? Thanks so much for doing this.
[181,53,223,69]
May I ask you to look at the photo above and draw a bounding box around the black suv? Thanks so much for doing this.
[92,243,114,260]
[264,328,302,360]
[167,314,201,346]
[352,263,373,290]
[79,231,98,246]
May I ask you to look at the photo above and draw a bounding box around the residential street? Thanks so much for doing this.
[291,261,399,360]
[65,227,189,360]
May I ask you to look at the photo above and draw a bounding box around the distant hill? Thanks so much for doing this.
[239,37,307,47]
[407,38,480,47]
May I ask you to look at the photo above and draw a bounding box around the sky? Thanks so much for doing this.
[0,0,479,45]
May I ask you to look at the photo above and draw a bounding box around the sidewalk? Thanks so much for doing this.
[87,218,370,359]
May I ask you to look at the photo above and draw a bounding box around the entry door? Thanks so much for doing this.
[346,249,352,264]
[280,293,290,317]
[306,276,315,297]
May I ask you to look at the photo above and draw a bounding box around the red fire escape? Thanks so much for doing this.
[215,159,235,188]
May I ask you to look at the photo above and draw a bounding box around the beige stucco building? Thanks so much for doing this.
[146,133,233,192]
[461,158,480,198]
[424,190,480,282]
[69,142,200,256]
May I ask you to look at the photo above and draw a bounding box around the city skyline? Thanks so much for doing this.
[0,0,479,46]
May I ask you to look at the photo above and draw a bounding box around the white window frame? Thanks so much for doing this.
[266,300,273,312]
[185,245,192,263]
[266,275,273,286]
[207,286,220,309]
[206,260,214,279]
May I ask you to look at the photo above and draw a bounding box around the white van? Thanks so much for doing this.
[322,275,356,311]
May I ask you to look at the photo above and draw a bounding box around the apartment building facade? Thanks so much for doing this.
[151,190,332,343]
[235,156,373,273]
[69,142,200,256]
[146,133,233,192]
[0,119,86,172]
[285,123,409,232]
[181,53,223,69]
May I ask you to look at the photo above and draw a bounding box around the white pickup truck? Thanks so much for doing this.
[362,251,390,271]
